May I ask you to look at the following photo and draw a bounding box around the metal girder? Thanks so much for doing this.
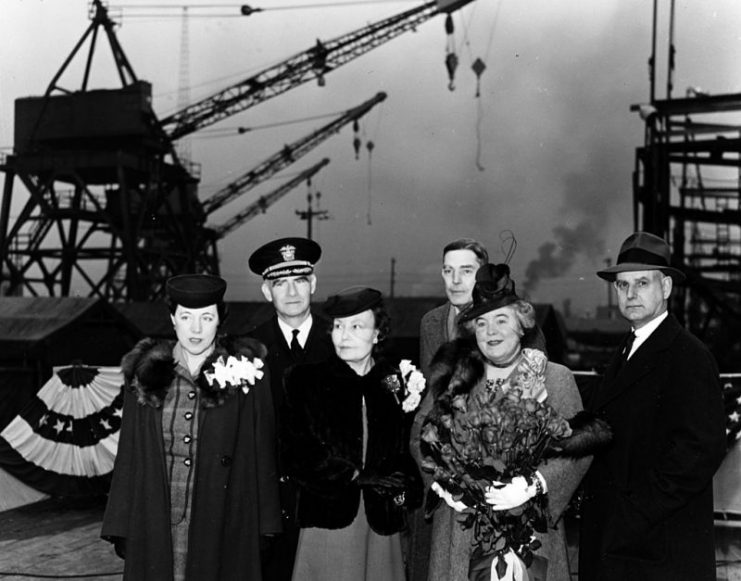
[162,3,439,140]
[0,153,218,300]
[215,157,330,237]
[202,92,386,215]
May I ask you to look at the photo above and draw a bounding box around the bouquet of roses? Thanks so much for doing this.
[419,348,572,580]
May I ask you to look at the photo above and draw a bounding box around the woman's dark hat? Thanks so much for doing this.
[597,232,685,282]
[323,287,383,318]
[459,264,519,322]
[248,237,321,280]
[166,274,227,308]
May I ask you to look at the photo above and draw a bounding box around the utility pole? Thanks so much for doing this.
[390,257,396,298]
[295,191,329,240]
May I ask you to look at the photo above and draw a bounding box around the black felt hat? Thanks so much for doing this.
[248,237,321,280]
[597,232,685,282]
[459,263,519,322]
[323,287,383,318]
[166,274,227,308]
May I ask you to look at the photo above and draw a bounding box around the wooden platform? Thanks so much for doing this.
[1,498,740,580]
[0,497,121,580]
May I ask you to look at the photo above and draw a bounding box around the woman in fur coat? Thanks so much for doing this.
[101,274,281,581]
[412,264,611,581]
[282,287,423,581]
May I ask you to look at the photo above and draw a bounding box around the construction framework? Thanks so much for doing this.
[631,3,741,369]
[0,0,472,301]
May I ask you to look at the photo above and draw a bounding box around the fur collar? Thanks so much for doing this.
[427,336,612,458]
[121,335,267,409]
[429,336,486,398]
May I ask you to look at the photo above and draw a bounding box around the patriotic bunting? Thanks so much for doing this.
[0,365,123,496]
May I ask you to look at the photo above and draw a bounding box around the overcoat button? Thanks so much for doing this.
[188,391,196,400]
[221,455,233,466]
[184,458,192,467]
[184,411,193,420]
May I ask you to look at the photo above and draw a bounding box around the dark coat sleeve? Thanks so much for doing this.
[252,365,282,535]
[282,363,360,495]
[101,387,138,545]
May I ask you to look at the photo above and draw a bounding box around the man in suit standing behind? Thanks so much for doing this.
[419,237,489,374]
[407,237,488,581]
[579,231,726,581]
[248,237,335,581]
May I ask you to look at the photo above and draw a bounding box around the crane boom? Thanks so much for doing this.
[162,1,446,140]
[202,91,387,215]
[214,157,330,238]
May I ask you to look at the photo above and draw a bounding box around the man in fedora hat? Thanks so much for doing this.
[247,237,334,581]
[579,231,726,581]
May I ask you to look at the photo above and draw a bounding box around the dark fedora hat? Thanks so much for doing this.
[323,286,383,318]
[459,263,519,323]
[166,274,227,308]
[597,232,685,282]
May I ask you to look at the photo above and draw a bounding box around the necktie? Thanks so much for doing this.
[621,331,636,365]
[290,329,303,358]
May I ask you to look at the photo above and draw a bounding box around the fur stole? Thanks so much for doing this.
[427,337,612,458]
[121,335,267,409]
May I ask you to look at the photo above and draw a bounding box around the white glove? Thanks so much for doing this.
[484,472,547,510]
[431,481,468,512]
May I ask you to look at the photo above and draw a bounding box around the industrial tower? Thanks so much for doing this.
[0,0,473,301]
[631,3,741,370]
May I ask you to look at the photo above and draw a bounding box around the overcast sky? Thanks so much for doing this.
[2,0,741,315]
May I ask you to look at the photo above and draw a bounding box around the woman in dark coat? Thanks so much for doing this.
[283,287,423,581]
[101,274,281,581]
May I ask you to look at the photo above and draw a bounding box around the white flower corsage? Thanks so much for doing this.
[203,355,264,394]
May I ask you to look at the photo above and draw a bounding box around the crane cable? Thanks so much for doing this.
[110,0,423,19]
[195,109,351,139]
[361,99,386,226]
[457,0,502,171]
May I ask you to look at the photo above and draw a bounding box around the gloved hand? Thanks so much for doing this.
[484,472,546,510]
[357,470,406,496]
[431,481,468,512]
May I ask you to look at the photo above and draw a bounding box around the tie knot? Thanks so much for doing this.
[292,329,300,338]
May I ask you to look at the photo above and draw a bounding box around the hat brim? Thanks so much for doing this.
[597,263,685,282]
[458,295,519,323]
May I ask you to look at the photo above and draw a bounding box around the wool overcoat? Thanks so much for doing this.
[101,337,281,581]
[248,314,334,580]
[249,313,335,420]
[414,338,591,581]
[282,355,423,535]
[579,314,726,581]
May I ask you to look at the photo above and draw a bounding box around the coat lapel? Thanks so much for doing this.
[440,303,454,342]
[593,315,681,409]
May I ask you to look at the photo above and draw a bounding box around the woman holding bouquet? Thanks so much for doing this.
[282,287,423,581]
[414,264,609,581]
[101,274,281,580]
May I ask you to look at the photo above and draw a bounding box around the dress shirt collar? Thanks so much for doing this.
[278,314,313,348]
[628,310,668,359]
